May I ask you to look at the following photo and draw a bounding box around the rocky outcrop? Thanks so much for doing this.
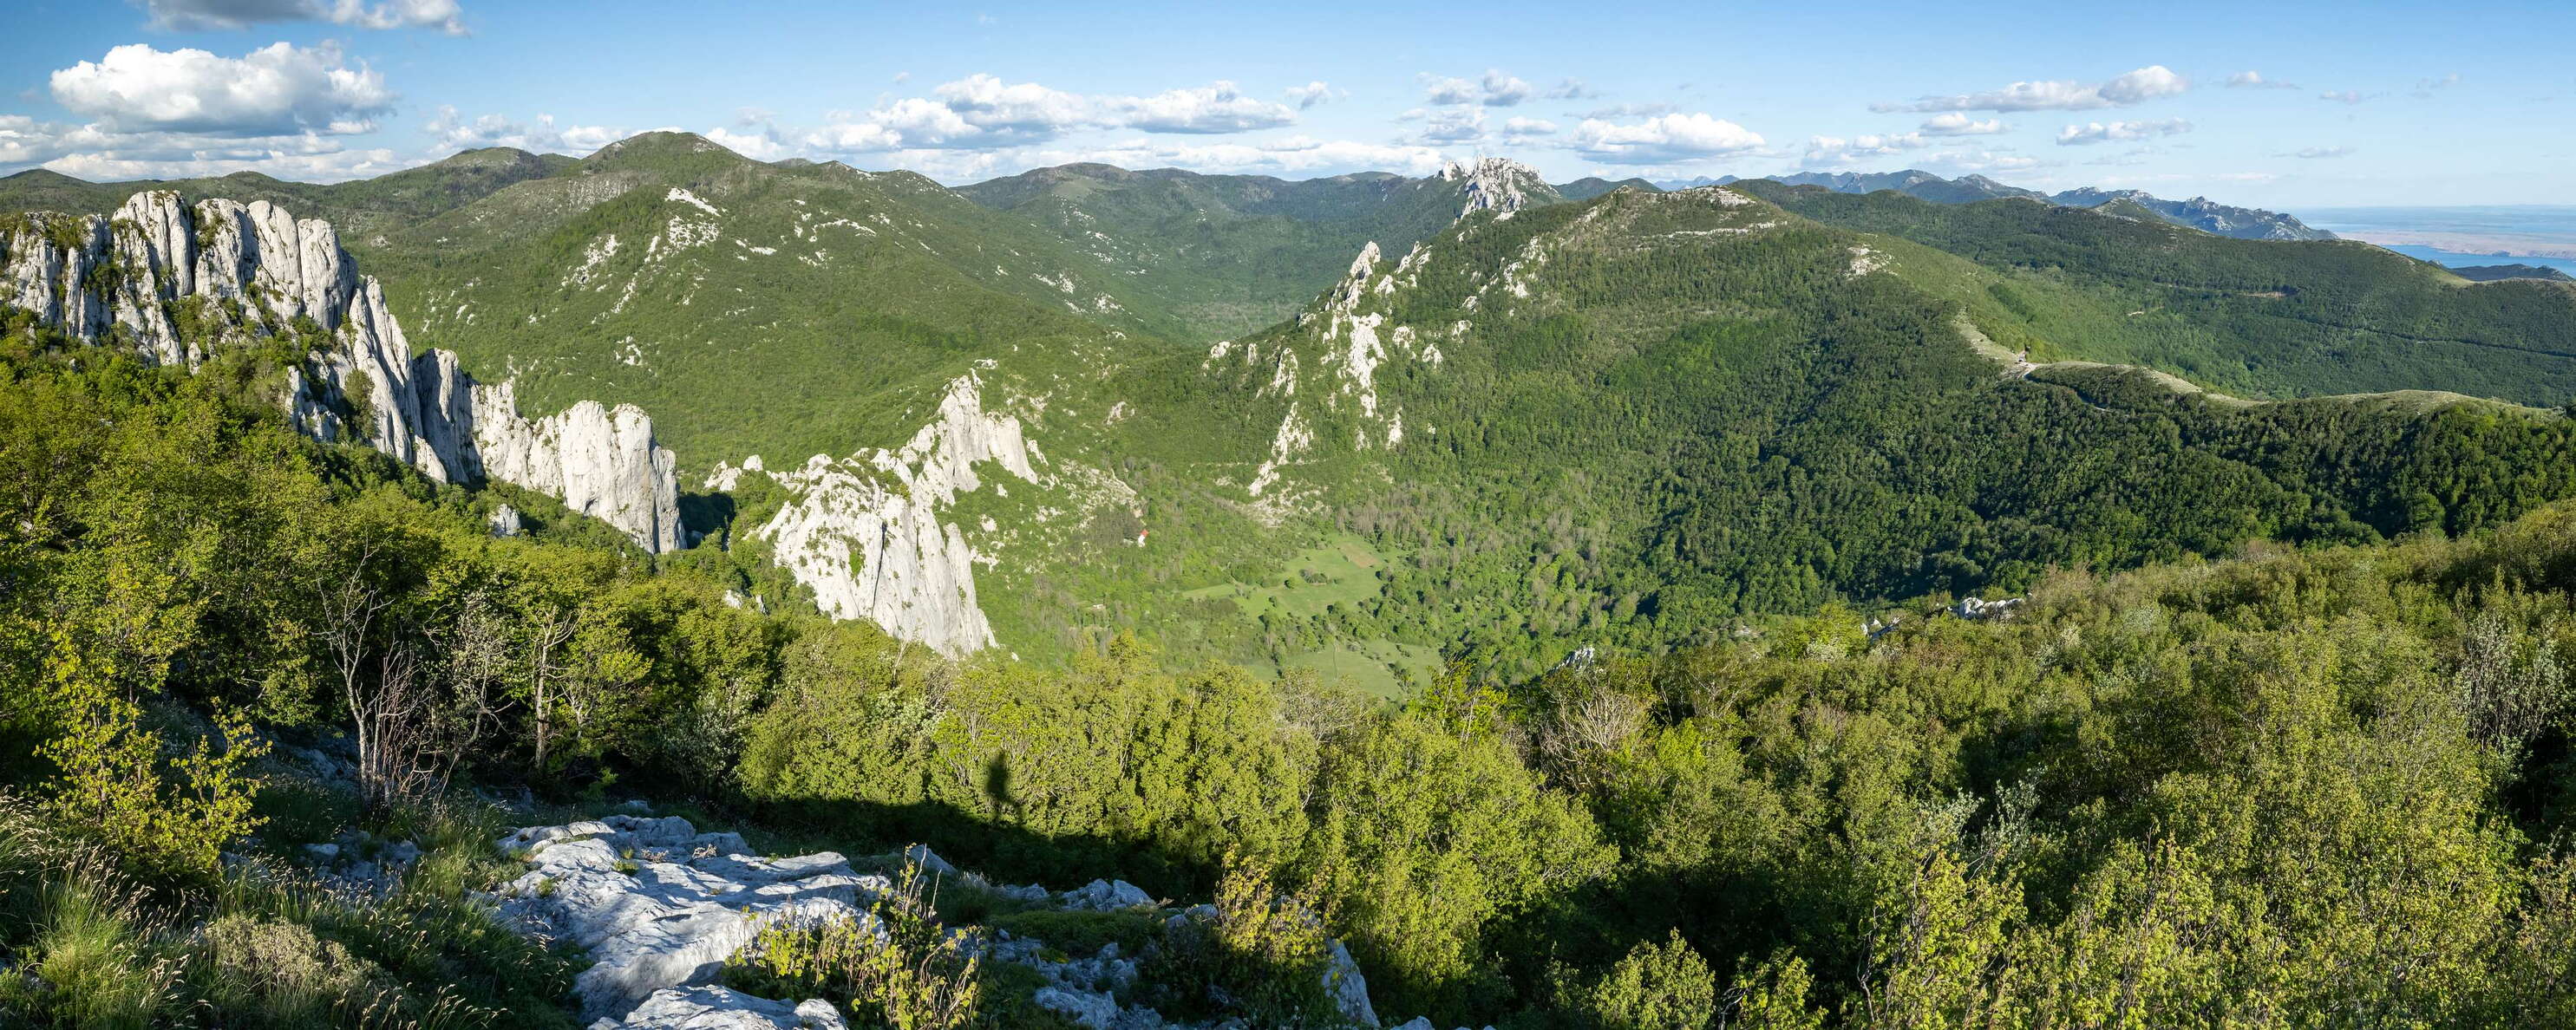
[0,192,684,552]
[1060,878,1155,911]
[474,381,683,553]
[610,987,847,1030]
[493,816,875,1023]
[1219,237,1450,503]
[1956,596,2024,620]
[490,815,1389,1030]
[717,373,1039,655]
[1439,157,1551,219]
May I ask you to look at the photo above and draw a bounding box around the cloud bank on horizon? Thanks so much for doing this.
[3,0,2564,206]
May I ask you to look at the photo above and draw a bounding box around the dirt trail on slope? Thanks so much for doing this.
[1950,313,2249,407]
[1947,312,2558,417]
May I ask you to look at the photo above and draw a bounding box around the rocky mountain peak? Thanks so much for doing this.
[1440,157,1553,218]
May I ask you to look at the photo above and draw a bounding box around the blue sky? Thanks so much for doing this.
[6,0,2571,208]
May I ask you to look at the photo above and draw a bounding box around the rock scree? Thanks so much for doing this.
[486,814,1401,1028]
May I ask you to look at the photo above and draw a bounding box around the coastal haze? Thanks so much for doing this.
[2303,205,2576,276]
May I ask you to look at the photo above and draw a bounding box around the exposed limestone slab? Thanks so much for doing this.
[493,815,879,1023]
[589,986,847,1030]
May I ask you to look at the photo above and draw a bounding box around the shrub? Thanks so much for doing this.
[1575,929,1716,1030]
[1137,851,1350,1027]
[36,655,269,877]
[1722,951,1824,1030]
[727,859,983,1030]
[193,914,400,1025]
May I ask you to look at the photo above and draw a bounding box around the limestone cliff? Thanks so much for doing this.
[709,373,1041,656]
[474,382,683,554]
[0,192,683,552]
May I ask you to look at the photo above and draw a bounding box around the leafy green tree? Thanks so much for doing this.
[1302,707,1616,1020]
[1578,929,1717,1030]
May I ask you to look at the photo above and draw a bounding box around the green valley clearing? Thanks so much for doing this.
[1183,533,1443,698]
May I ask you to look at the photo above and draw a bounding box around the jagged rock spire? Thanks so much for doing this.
[1440,156,1551,218]
[0,192,684,552]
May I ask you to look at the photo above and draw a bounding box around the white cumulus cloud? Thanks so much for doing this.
[1422,69,1537,107]
[1284,81,1342,109]
[0,112,404,181]
[703,125,793,161]
[1876,65,2187,113]
[1804,132,1931,165]
[2226,70,2298,89]
[1117,81,1298,134]
[423,106,624,154]
[801,74,1298,153]
[1042,136,1455,179]
[924,74,1093,143]
[2056,118,2193,146]
[1936,149,2047,173]
[1543,78,1599,101]
[1411,108,1487,145]
[1572,113,1765,163]
[1919,113,2007,136]
[50,42,395,136]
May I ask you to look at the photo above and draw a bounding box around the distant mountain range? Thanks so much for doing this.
[1553,176,1660,201]
[1618,168,2332,242]
[957,158,1559,338]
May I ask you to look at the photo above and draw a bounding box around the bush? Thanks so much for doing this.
[1723,952,1823,1030]
[193,914,401,1025]
[36,664,268,878]
[726,859,983,1029]
[1137,851,1351,1027]
[1574,930,1716,1030]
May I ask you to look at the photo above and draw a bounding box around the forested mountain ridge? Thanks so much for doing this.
[1713,167,2336,240]
[2455,263,2576,283]
[1190,182,2576,677]
[362,131,1194,460]
[1737,181,2576,404]
[958,158,1563,340]
[331,139,1579,666]
[0,147,572,249]
[1551,176,1658,201]
[0,135,1579,672]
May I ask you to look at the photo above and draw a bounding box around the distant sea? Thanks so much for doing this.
[2301,205,2576,277]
